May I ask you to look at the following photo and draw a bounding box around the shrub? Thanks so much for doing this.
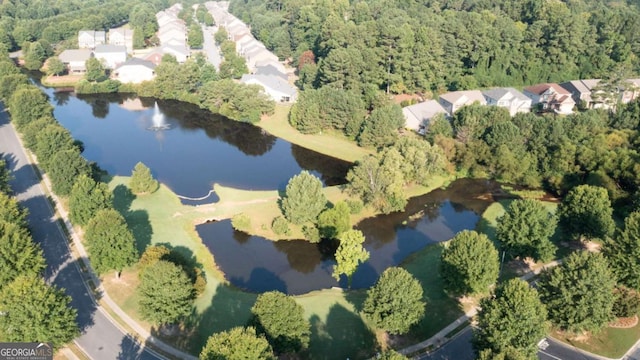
[302,225,321,243]
[271,216,290,236]
[346,199,364,214]
[613,286,640,318]
[231,213,251,232]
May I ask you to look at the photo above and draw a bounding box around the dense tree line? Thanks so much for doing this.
[230,0,640,93]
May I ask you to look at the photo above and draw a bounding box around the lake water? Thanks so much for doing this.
[42,85,501,295]
[198,179,501,294]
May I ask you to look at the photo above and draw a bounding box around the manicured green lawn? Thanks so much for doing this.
[552,320,640,359]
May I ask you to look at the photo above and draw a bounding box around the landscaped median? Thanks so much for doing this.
[102,175,466,358]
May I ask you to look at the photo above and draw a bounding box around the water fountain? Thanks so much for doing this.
[147,102,172,131]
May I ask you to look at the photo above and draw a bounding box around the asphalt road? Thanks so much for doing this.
[418,327,604,360]
[0,107,162,360]
[202,25,221,69]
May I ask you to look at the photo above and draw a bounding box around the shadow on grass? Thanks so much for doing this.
[308,303,377,360]
[113,184,153,253]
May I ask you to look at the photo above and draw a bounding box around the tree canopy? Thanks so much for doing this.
[138,260,194,326]
[280,171,326,225]
[363,267,425,334]
[538,251,616,333]
[251,291,310,354]
[0,221,45,288]
[0,275,78,348]
[129,162,158,194]
[440,230,500,295]
[496,199,557,262]
[558,185,615,240]
[200,326,275,360]
[332,229,370,285]
[473,279,548,359]
[85,209,138,276]
[68,175,113,226]
[605,211,640,290]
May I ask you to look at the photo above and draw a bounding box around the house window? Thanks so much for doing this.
[281,96,290,102]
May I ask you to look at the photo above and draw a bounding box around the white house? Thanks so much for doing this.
[108,28,134,54]
[113,58,156,83]
[158,26,187,46]
[94,44,127,69]
[438,90,487,114]
[58,49,93,74]
[482,88,532,116]
[245,48,278,72]
[160,45,190,63]
[523,83,575,115]
[402,100,449,133]
[78,30,106,49]
[240,74,297,103]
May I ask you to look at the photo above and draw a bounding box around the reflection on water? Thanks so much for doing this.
[199,179,502,295]
[39,88,351,199]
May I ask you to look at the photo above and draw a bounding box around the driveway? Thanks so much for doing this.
[0,106,163,360]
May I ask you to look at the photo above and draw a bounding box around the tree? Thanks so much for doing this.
[188,24,204,49]
[605,211,640,289]
[378,350,408,360]
[538,251,616,333]
[68,175,113,226]
[473,279,548,359]
[129,162,158,194]
[496,199,557,262]
[0,275,78,348]
[0,159,10,194]
[280,171,326,224]
[333,229,369,285]
[85,57,106,82]
[0,192,28,227]
[46,56,65,76]
[317,201,350,239]
[358,104,405,148]
[35,124,75,170]
[47,149,90,196]
[440,230,500,295]
[363,267,425,334]
[251,291,310,354]
[200,326,275,360]
[346,154,407,213]
[138,260,194,326]
[23,41,46,70]
[85,209,138,277]
[558,185,615,240]
[0,221,45,288]
[138,244,170,268]
[214,27,228,45]
[8,86,52,128]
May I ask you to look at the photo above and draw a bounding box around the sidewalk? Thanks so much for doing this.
[15,124,197,360]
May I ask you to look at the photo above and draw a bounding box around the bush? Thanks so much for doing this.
[346,199,364,214]
[613,286,640,318]
[231,213,251,232]
[271,216,290,236]
[302,225,321,243]
[193,267,207,297]
[138,245,170,269]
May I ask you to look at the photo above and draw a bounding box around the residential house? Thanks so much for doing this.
[58,49,93,74]
[621,79,640,104]
[160,45,190,63]
[94,44,127,69]
[158,25,187,46]
[240,74,297,103]
[78,30,106,49]
[559,79,606,109]
[113,58,156,83]
[142,48,164,65]
[255,63,287,81]
[108,28,134,54]
[245,48,278,72]
[482,87,532,116]
[156,11,181,28]
[255,59,287,76]
[438,90,487,114]
[523,83,575,114]
[402,100,449,134]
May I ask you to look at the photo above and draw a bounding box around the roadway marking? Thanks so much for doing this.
[539,350,563,360]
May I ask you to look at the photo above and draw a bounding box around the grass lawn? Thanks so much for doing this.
[103,176,466,358]
[257,104,373,163]
[551,321,640,359]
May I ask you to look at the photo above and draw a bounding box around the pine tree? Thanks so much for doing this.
[129,162,158,195]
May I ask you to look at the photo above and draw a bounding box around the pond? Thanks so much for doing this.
[197,179,502,295]
[42,88,351,201]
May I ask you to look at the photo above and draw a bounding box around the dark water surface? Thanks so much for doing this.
[43,89,350,199]
[198,179,502,295]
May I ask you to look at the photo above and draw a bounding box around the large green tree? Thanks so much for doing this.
[47,149,90,196]
[129,162,158,195]
[558,185,615,240]
[34,124,74,171]
[8,86,52,128]
[346,154,406,213]
[363,267,425,334]
[0,192,28,227]
[251,291,310,354]
[440,230,500,295]
[0,221,45,288]
[538,251,616,333]
[0,275,78,348]
[333,229,369,285]
[0,159,10,194]
[317,201,350,239]
[280,171,326,224]
[46,56,65,76]
[473,279,548,359]
[138,260,194,326]
[85,209,138,277]
[605,211,640,290]
[85,57,106,82]
[68,175,113,226]
[496,199,557,262]
[200,326,275,360]
[358,104,405,148]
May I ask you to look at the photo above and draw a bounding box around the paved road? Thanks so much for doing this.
[0,107,162,360]
[202,25,221,69]
[418,327,604,360]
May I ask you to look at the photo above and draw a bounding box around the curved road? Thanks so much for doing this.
[0,107,163,360]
